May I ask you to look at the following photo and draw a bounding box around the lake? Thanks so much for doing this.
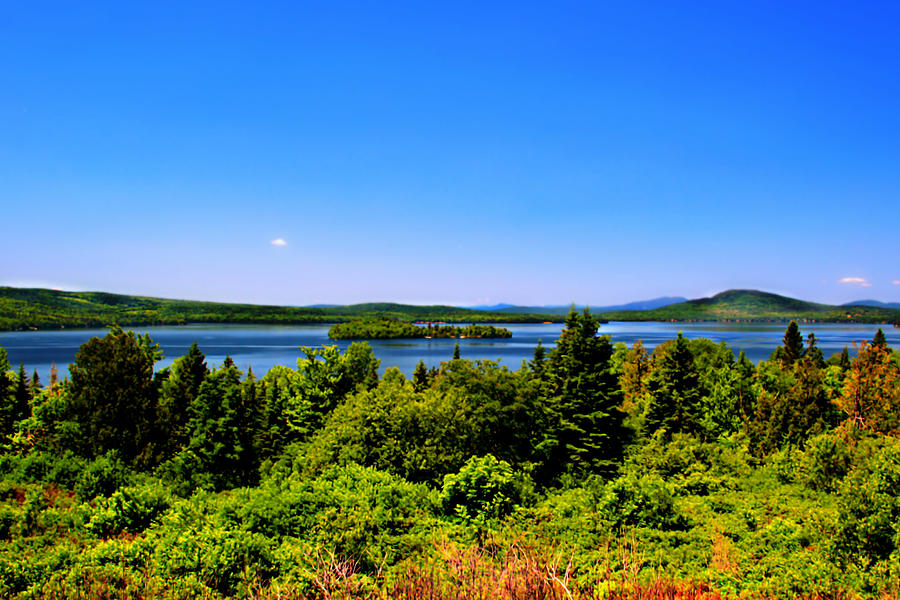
[1,322,895,381]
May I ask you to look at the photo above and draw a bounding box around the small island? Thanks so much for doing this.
[328,317,513,340]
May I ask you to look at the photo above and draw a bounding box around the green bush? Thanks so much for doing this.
[88,484,172,537]
[596,473,686,530]
[831,442,900,569]
[440,454,521,524]
[75,452,131,501]
[795,432,853,492]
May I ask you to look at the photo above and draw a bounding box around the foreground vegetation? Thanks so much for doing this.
[0,310,898,598]
[0,287,561,331]
[328,318,512,340]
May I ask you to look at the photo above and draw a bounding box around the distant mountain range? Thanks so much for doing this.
[844,300,900,310]
[467,297,688,315]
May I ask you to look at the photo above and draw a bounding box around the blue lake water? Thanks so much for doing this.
[0,322,896,381]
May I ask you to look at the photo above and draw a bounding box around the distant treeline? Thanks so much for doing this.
[1,308,899,598]
[0,287,562,331]
[328,318,513,340]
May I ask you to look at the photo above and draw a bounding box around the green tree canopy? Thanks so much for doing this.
[67,327,160,464]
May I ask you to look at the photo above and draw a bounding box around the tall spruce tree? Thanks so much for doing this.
[413,360,429,392]
[157,341,209,458]
[543,306,625,476]
[174,358,255,491]
[644,333,701,436]
[872,328,888,349]
[0,350,10,439]
[12,363,30,425]
[777,320,805,365]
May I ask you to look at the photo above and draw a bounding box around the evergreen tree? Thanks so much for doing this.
[413,360,429,392]
[0,350,11,439]
[620,340,651,412]
[452,343,461,360]
[775,320,804,365]
[644,333,701,436]
[157,341,209,458]
[29,370,42,396]
[13,363,30,424]
[529,339,546,379]
[174,360,255,491]
[543,306,625,477]
[735,349,756,419]
[748,337,834,455]
[840,346,851,371]
[803,333,825,368]
[67,328,160,464]
[872,328,888,349]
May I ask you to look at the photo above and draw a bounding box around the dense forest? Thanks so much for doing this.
[0,287,562,331]
[0,309,899,599]
[328,318,512,340]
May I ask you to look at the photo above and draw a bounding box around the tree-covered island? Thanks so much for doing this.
[328,318,513,340]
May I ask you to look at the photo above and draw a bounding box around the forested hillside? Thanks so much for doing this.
[0,287,561,330]
[0,310,898,598]
[599,289,900,323]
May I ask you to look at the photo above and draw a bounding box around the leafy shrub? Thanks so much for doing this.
[795,431,853,492]
[75,452,131,501]
[597,473,685,530]
[87,484,172,537]
[440,454,521,524]
[831,442,900,568]
[0,451,83,488]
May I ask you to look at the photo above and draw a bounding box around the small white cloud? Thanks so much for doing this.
[893,280,900,285]
[270,238,287,247]
[839,276,871,287]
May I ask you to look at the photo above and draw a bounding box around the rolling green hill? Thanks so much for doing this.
[597,289,900,323]
[0,287,563,331]
[3,287,898,331]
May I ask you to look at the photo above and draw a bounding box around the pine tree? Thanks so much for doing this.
[620,340,651,412]
[779,320,804,365]
[452,343,461,360]
[176,360,254,491]
[735,349,756,419]
[157,341,209,458]
[13,363,30,424]
[543,306,626,476]
[49,364,58,389]
[839,346,851,371]
[803,333,825,367]
[0,350,11,438]
[413,360,429,392]
[644,333,701,436]
[529,340,546,379]
[67,328,160,464]
[29,370,42,395]
[872,328,888,349]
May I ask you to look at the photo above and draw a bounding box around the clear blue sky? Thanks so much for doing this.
[2,1,899,306]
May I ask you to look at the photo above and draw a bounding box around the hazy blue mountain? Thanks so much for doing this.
[843,300,900,309]
[465,296,688,315]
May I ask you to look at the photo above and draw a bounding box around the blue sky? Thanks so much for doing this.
[2,1,899,306]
